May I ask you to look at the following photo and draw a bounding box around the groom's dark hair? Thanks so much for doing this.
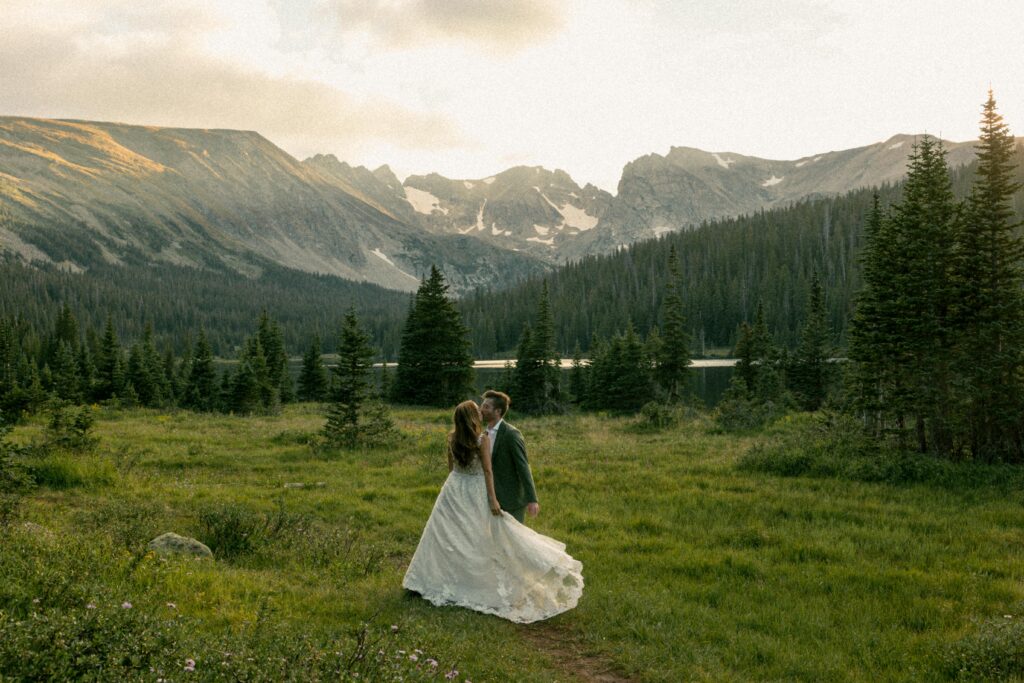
[483,390,510,417]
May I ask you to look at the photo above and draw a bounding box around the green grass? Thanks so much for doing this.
[4,405,1024,681]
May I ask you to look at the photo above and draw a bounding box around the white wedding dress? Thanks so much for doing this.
[402,449,584,623]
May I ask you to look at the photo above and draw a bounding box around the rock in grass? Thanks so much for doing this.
[147,532,213,558]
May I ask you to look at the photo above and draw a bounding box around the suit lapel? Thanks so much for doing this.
[493,421,507,458]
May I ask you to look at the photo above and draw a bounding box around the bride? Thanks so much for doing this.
[402,400,583,623]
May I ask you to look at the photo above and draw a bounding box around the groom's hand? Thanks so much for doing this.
[527,502,540,518]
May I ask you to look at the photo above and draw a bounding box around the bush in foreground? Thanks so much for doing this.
[738,412,1024,489]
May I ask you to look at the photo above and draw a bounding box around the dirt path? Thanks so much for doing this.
[521,621,635,683]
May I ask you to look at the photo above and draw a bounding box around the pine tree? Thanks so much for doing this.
[130,323,169,407]
[898,136,959,453]
[184,329,218,412]
[230,339,262,415]
[848,194,892,433]
[511,282,563,414]
[611,323,653,411]
[569,342,586,404]
[393,266,474,406]
[325,310,377,448]
[258,310,292,404]
[953,90,1024,460]
[95,316,124,400]
[297,334,328,402]
[51,341,82,402]
[656,245,691,401]
[49,304,78,366]
[789,272,831,410]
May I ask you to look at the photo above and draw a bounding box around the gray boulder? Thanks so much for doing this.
[147,532,213,558]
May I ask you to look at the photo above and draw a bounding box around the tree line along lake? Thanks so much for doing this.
[209,357,738,408]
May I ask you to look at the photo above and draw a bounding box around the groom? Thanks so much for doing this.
[480,390,540,524]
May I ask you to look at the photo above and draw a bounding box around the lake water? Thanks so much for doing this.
[471,364,734,408]
[272,359,736,408]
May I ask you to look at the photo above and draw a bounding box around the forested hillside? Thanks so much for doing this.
[0,255,411,358]
[461,145,1024,357]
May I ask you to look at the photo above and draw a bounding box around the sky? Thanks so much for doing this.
[3,0,1023,192]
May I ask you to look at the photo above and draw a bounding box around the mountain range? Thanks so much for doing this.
[0,116,1009,293]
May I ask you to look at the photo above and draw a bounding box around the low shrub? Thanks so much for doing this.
[739,412,1024,489]
[44,401,99,453]
[0,421,34,527]
[195,499,306,560]
[941,614,1024,681]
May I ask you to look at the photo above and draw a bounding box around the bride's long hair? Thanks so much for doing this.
[448,400,483,468]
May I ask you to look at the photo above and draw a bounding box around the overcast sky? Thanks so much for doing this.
[3,0,1022,192]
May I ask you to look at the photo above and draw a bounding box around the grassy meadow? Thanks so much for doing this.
[4,404,1024,681]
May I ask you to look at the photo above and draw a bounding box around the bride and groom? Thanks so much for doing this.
[402,390,584,623]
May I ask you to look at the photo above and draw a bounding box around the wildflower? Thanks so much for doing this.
[184,658,196,672]
[415,649,423,654]
[390,624,399,632]
[1005,614,1013,619]
[166,602,177,609]
[86,602,97,609]
[409,654,419,662]
[121,601,133,609]
[427,659,438,668]
[32,598,40,604]
[445,670,458,680]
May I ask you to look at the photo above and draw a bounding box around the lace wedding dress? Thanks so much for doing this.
[402,451,584,623]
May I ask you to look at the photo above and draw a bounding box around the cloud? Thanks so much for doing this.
[0,2,465,156]
[318,0,564,52]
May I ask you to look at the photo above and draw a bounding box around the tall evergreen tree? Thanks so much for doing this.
[393,266,474,406]
[325,310,377,448]
[789,271,831,410]
[511,282,562,414]
[569,342,586,404]
[298,334,329,402]
[847,194,892,433]
[656,245,692,401]
[51,341,82,402]
[230,337,269,415]
[258,310,292,403]
[898,136,959,453]
[183,329,218,412]
[95,316,124,400]
[953,90,1024,460]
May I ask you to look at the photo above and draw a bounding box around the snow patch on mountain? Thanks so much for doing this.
[370,248,418,282]
[483,176,496,184]
[713,153,734,169]
[652,226,674,237]
[888,141,905,150]
[475,199,488,231]
[558,203,599,231]
[533,225,550,236]
[463,180,474,189]
[762,175,784,187]
[404,186,447,215]
[527,236,555,246]
[536,191,598,232]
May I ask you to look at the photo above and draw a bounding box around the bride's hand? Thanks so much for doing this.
[490,500,502,516]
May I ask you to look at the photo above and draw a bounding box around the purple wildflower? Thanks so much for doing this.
[184,658,196,672]
[121,601,132,609]
[445,670,458,680]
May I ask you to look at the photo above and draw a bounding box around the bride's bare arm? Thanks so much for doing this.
[479,434,501,516]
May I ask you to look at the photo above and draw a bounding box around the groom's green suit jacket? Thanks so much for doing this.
[491,421,538,512]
